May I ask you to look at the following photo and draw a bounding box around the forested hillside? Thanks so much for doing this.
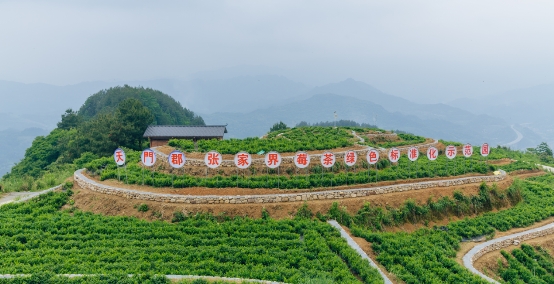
[78,85,204,125]
[0,86,204,192]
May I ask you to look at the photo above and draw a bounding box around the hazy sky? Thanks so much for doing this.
[1,0,553,101]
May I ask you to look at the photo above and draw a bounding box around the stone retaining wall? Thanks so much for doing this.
[74,169,505,205]
[463,221,554,283]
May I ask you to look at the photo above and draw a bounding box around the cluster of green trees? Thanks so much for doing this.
[78,85,204,125]
[498,244,554,283]
[0,191,382,284]
[269,121,289,132]
[528,142,554,164]
[1,86,204,192]
[348,175,554,283]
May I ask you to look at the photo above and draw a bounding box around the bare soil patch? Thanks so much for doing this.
[488,158,515,166]
[509,170,545,178]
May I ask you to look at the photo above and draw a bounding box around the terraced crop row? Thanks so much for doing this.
[169,127,357,154]
[90,152,507,189]
[350,175,554,284]
[0,191,382,284]
[498,244,554,283]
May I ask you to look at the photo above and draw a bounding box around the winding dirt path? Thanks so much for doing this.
[0,185,61,206]
[462,164,554,283]
[462,221,554,283]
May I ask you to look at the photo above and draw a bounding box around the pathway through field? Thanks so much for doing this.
[0,186,60,206]
[462,164,554,283]
[328,220,393,284]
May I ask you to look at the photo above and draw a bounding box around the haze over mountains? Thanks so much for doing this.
[200,78,543,149]
[447,84,554,148]
[0,69,552,176]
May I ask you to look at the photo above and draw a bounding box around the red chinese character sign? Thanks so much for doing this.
[141,149,156,167]
[204,151,221,169]
[463,144,473,158]
[234,151,252,169]
[294,151,310,168]
[366,149,379,165]
[388,148,400,163]
[481,143,490,157]
[321,151,336,168]
[168,150,186,168]
[344,150,357,167]
[427,146,438,161]
[264,151,281,169]
[446,145,457,160]
[113,148,126,166]
[408,147,419,162]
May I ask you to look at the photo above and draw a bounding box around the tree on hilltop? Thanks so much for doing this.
[78,85,204,126]
[534,142,553,163]
[57,109,82,130]
[270,121,289,132]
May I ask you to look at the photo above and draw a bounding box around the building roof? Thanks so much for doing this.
[143,125,227,138]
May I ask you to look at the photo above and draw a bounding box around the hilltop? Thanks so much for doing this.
[0,86,204,192]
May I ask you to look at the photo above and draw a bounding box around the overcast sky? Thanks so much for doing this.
[1,0,553,102]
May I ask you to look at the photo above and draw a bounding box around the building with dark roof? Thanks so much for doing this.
[143,125,227,147]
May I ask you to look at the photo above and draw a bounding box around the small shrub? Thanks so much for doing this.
[295,202,313,219]
[172,211,186,223]
[45,175,57,187]
[152,211,162,219]
[136,203,149,212]
[261,208,270,220]
[63,181,73,190]
[35,181,45,190]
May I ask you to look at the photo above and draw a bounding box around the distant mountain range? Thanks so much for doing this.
[0,73,550,176]
[203,92,528,147]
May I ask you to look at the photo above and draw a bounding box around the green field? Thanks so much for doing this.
[498,244,554,283]
[89,148,525,190]
[0,191,382,284]
[348,174,554,283]
[169,127,358,154]
[168,127,428,155]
